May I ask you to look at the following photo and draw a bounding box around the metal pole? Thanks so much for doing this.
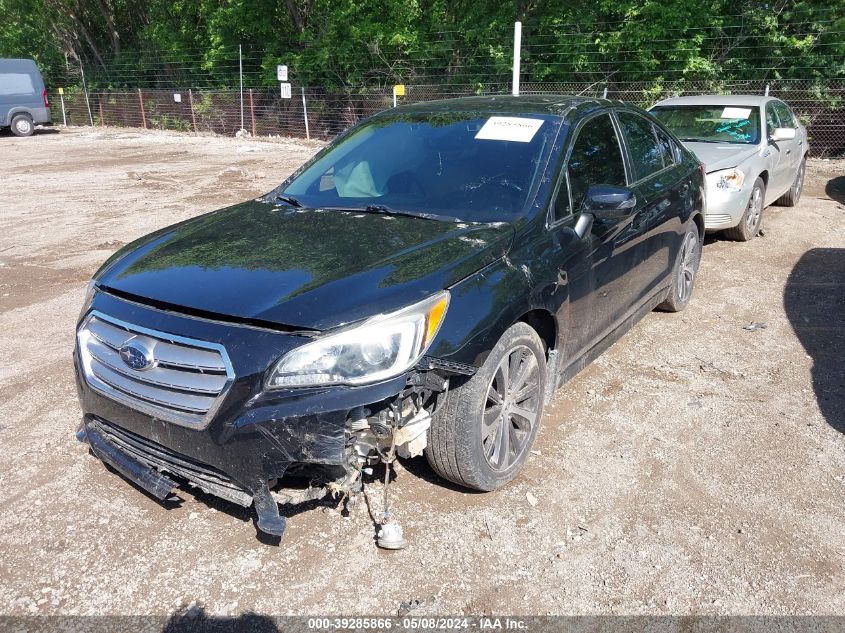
[602,86,608,99]
[59,93,67,126]
[765,84,770,96]
[188,89,197,133]
[138,88,147,129]
[249,88,256,136]
[393,86,397,108]
[512,21,522,96]
[239,44,244,132]
[80,67,94,126]
[301,87,310,140]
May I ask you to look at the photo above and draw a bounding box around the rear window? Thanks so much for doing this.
[0,73,36,96]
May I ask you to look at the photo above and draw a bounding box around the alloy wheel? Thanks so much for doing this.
[745,186,763,233]
[795,162,806,198]
[482,345,540,471]
[677,231,699,303]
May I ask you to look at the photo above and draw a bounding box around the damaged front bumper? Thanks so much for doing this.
[74,291,460,539]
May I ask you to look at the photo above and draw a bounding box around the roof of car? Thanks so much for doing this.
[652,94,777,108]
[385,94,617,118]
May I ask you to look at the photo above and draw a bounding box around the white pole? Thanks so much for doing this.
[765,84,770,96]
[301,86,310,140]
[393,86,397,108]
[60,93,67,126]
[602,86,608,99]
[80,66,94,126]
[512,21,522,96]
[239,44,244,132]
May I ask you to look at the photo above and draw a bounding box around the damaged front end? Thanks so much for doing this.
[74,289,473,546]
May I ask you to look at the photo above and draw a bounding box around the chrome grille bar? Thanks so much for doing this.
[78,311,235,428]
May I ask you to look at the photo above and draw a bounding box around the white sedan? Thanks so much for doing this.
[650,95,808,241]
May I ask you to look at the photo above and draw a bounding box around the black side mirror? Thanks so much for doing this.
[571,185,638,239]
[583,185,637,220]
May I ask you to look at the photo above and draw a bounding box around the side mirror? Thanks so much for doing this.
[770,127,796,142]
[583,185,637,220]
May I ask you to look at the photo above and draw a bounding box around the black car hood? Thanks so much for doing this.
[95,200,514,330]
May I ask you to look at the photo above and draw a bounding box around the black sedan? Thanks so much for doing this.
[74,96,705,544]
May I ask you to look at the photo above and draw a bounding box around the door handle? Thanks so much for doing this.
[786,149,791,154]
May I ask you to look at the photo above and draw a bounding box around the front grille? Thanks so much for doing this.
[78,310,235,428]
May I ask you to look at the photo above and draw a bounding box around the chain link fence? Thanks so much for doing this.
[52,78,845,156]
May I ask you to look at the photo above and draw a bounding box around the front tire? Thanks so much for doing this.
[425,322,547,491]
[723,177,765,242]
[775,157,806,207]
[658,220,701,313]
[10,114,34,137]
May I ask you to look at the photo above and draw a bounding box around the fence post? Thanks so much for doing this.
[512,21,522,96]
[138,88,147,129]
[98,97,104,126]
[249,88,256,136]
[765,84,770,96]
[239,44,244,132]
[59,91,67,126]
[188,89,197,134]
[301,87,310,140]
[81,67,94,126]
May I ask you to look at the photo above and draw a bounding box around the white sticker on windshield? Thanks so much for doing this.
[721,107,752,119]
[475,116,544,142]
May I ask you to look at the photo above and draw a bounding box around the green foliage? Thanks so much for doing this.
[0,0,842,91]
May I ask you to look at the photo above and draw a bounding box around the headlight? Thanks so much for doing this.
[709,168,745,192]
[78,280,98,321]
[266,292,450,389]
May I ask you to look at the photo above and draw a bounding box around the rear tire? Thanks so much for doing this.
[775,157,806,207]
[425,322,547,491]
[10,114,34,137]
[723,177,765,242]
[658,220,701,313]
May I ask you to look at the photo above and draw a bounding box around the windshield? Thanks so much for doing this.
[281,112,561,222]
[650,105,761,145]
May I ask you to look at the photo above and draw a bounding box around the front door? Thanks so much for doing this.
[547,111,641,361]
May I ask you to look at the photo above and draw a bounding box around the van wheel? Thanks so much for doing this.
[11,114,34,137]
[775,157,806,207]
[657,220,701,313]
[425,322,546,491]
[723,177,765,241]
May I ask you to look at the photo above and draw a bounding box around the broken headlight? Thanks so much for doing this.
[266,292,449,388]
[709,168,745,192]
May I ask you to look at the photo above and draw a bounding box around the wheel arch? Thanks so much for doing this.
[518,308,557,355]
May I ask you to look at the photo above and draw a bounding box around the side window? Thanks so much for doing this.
[765,103,780,136]
[617,112,664,181]
[773,102,796,129]
[653,125,677,167]
[557,113,626,219]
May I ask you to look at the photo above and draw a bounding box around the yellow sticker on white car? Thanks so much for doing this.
[475,117,544,142]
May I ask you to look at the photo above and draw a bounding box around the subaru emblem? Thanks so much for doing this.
[118,338,155,371]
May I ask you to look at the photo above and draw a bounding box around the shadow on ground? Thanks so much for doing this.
[825,175,845,205]
[163,607,280,632]
[783,247,845,433]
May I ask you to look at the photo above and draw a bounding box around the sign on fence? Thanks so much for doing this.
[173,93,182,103]
[277,65,288,82]
[280,83,292,99]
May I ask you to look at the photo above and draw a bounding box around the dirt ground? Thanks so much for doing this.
[0,127,843,618]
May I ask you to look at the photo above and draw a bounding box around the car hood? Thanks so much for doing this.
[682,142,761,173]
[95,200,514,330]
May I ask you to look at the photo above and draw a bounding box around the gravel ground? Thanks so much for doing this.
[0,127,843,618]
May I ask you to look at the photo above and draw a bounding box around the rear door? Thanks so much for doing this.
[614,110,687,304]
